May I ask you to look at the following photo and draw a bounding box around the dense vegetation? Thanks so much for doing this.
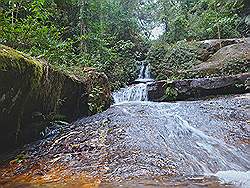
[152,0,249,42]
[0,0,249,89]
[147,0,249,80]
[0,0,148,90]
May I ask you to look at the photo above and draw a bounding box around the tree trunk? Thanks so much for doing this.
[80,0,87,53]
[217,22,222,48]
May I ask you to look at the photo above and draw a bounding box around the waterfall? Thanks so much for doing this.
[112,83,148,103]
[144,64,151,79]
[136,62,152,81]
[112,62,154,103]
[138,63,144,79]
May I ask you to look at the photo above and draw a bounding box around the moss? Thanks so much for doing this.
[0,45,43,91]
[163,86,178,101]
[0,45,111,152]
[0,45,44,146]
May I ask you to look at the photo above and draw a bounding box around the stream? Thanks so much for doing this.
[0,63,249,187]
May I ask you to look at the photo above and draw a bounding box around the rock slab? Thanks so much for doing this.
[148,73,250,101]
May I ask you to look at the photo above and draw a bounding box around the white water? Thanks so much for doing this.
[212,170,250,188]
[138,63,145,79]
[137,62,151,79]
[110,96,250,187]
[144,63,151,79]
[113,83,148,103]
[113,62,154,103]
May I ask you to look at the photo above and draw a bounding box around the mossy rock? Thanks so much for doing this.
[0,45,44,151]
[148,38,250,81]
[0,45,43,88]
[0,45,111,152]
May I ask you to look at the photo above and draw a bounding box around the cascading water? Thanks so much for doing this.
[144,62,151,79]
[138,63,145,79]
[112,83,148,103]
[112,62,154,103]
[137,61,151,80]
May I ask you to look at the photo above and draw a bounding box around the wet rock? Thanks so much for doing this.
[0,45,111,152]
[146,81,167,101]
[148,73,250,101]
[0,94,249,187]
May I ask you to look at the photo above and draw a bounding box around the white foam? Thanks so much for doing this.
[214,170,250,188]
[112,83,148,103]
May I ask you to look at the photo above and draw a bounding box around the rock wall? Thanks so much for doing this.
[0,45,111,152]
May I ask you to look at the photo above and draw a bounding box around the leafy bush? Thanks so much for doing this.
[147,40,201,80]
[0,0,146,90]
[158,0,244,43]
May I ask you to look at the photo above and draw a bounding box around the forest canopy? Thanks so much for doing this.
[0,0,249,89]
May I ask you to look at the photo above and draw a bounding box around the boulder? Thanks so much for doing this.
[0,45,111,152]
[206,42,250,62]
[190,42,250,77]
[148,37,249,81]
[147,73,250,102]
[196,38,249,61]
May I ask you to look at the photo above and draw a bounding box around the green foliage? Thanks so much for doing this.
[95,40,139,90]
[147,40,201,80]
[0,0,248,91]
[148,39,249,81]
[0,0,146,90]
[220,59,249,75]
[157,0,245,43]
[88,85,105,114]
[189,0,242,40]
[164,86,178,101]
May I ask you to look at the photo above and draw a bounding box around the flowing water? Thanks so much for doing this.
[0,64,249,187]
[113,62,153,103]
[113,83,149,103]
[137,62,151,80]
